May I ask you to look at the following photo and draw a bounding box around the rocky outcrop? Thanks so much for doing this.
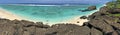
[109,8,120,14]
[88,6,96,10]
[86,6,120,35]
[80,6,97,12]
[80,16,87,19]
[0,18,92,35]
[90,27,103,35]
[1,2,120,35]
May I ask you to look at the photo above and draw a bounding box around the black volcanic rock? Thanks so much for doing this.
[86,5,120,34]
[88,6,97,10]
[87,12,102,20]
[90,27,103,35]
[0,18,92,35]
[1,2,120,35]
[80,16,87,19]
[35,22,43,26]
[21,20,35,27]
[89,19,114,34]
[65,26,90,35]
[109,8,120,14]
[111,31,119,35]
[51,24,90,35]
[99,6,109,12]
[79,6,96,12]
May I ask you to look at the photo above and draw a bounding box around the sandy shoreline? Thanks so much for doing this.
[0,8,88,26]
[0,8,23,20]
[0,4,106,26]
[67,16,88,26]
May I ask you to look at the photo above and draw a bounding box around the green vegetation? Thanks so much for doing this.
[107,0,120,9]
[108,14,120,22]
[107,0,120,17]
[106,2,115,9]
[108,14,120,17]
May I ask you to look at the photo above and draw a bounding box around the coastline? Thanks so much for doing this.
[65,16,88,26]
[0,0,119,35]
[0,8,88,26]
[0,8,23,20]
[68,4,106,26]
[0,4,105,26]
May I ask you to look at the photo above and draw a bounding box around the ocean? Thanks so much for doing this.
[0,4,104,25]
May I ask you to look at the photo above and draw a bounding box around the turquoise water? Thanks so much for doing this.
[0,4,103,24]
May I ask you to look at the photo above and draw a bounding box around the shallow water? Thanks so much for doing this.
[0,4,103,24]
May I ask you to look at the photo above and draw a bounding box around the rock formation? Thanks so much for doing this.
[0,18,91,35]
[80,16,87,19]
[88,6,96,10]
[79,6,97,12]
[109,8,120,14]
[1,2,120,35]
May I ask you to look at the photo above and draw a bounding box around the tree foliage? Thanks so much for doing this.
[107,0,120,9]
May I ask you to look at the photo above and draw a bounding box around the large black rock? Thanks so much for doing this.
[79,6,97,12]
[109,8,120,14]
[80,16,87,19]
[88,6,97,10]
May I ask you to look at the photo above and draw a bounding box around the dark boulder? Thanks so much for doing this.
[87,12,102,20]
[23,26,36,35]
[21,20,35,27]
[51,24,90,35]
[79,6,96,12]
[87,6,110,20]
[35,22,50,28]
[87,12,109,20]
[100,15,120,30]
[65,26,90,35]
[99,6,109,12]
[111,31,119,35]
[88,6,97,10]
[80,16,87,19]
[35,22,43,27]
[90,27,103,35]
[88,19,114,34]
[109,8,120,14]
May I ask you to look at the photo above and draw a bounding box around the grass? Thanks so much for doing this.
[106,0,120,22]
[106,2,115,9]
[106,0,120,9]
[116,4,120,8]
[107,1,120,17]
[108,14,120,17]
[108,14,120,22]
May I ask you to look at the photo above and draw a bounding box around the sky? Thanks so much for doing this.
[0,0,113,4]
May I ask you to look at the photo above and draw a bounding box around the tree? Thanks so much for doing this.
[114,0,120,8]
[111,0,120,9]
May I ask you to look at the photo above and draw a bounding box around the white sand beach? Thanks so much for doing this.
[54,16,89,26]
[0,8,23,20]
[67,16,89,26]
[0,8,88,26]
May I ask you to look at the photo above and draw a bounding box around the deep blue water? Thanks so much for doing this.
[0,4,104,24]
